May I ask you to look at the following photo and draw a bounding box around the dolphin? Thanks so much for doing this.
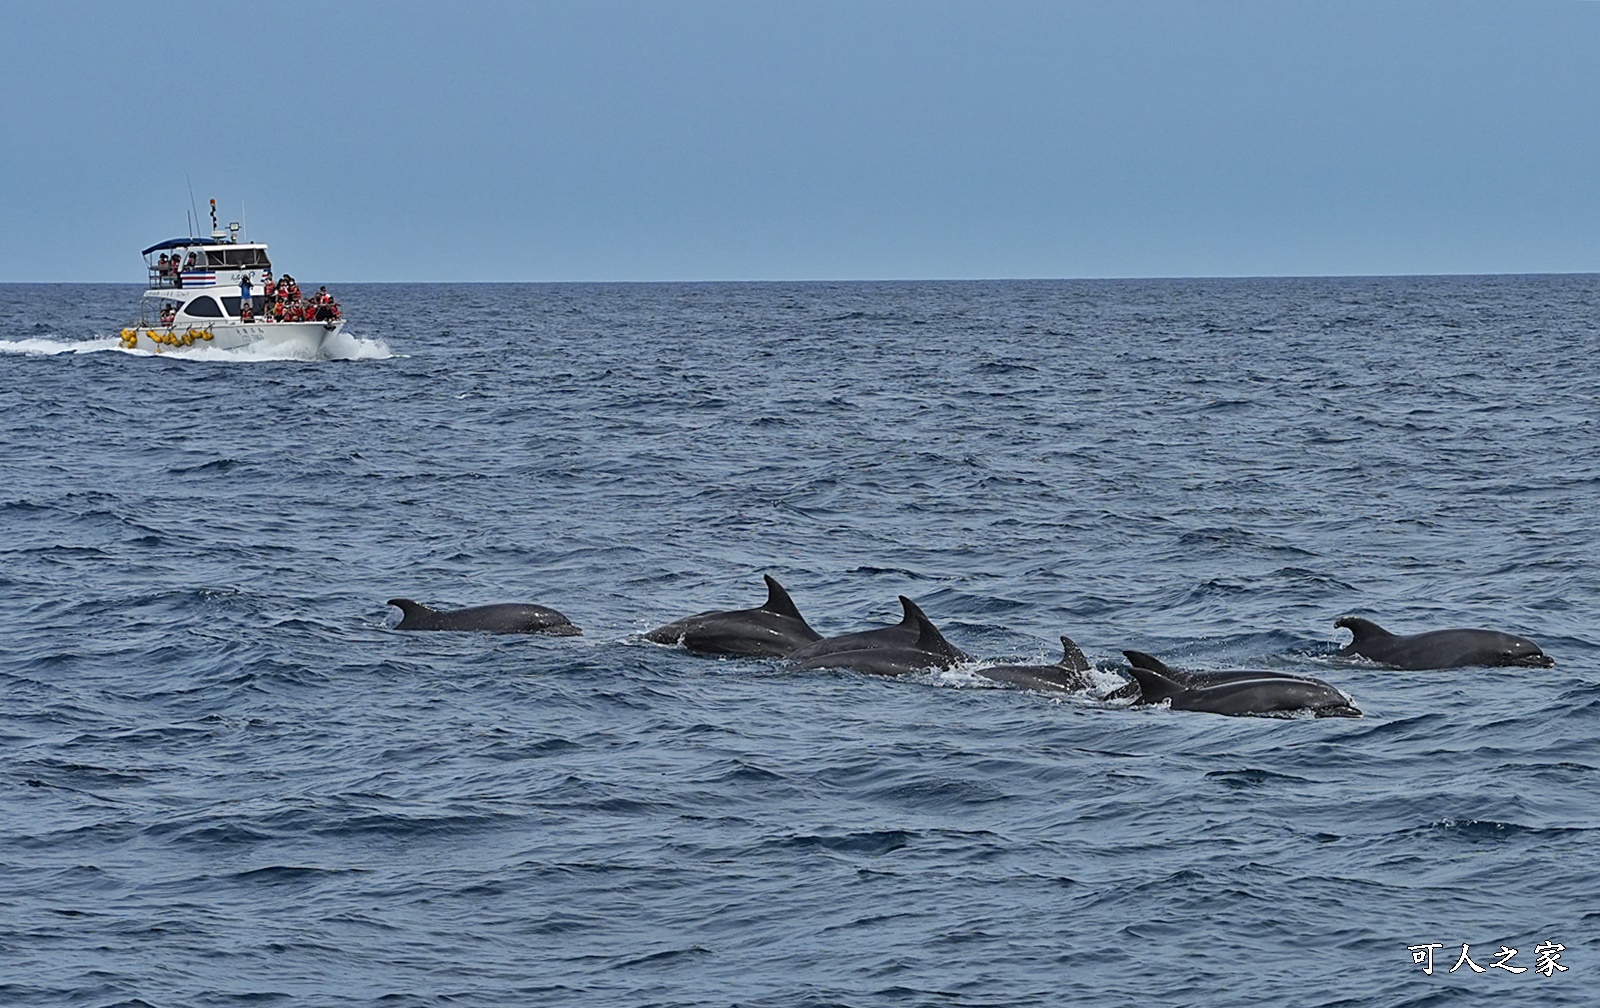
[973,636,1138,700]
[788,596,970,676]
[1335,616,1552,670]
[643,574,823,657]
[785,595,973,665]
[1121,651,1360,718]
[387,598,581,635]
[974,636,1097,693]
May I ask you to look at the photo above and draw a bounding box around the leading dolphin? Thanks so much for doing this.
[1335,616,1552,670]
[643,574,822,657]
[388,598,581,635]
[1122,651,1360,718]
[788,596,970,676]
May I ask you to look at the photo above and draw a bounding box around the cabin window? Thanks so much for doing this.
[220,296,263,317]
[213,247,272,268]
[185,296,224,318]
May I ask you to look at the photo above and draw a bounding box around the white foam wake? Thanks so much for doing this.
[0,331,397,362]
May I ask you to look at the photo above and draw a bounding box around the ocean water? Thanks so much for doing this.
[1,276,1596,1007]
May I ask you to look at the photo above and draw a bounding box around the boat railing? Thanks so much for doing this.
[147,270,221,289]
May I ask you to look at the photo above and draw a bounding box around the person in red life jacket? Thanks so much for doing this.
[239,299,254,322]
[159,304,176,326]
[272,300,285,322]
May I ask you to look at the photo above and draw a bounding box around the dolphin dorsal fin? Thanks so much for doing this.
[1057,635,1090,672]
[1121,653,1185,703]
[900,596,966,662]
[894,595,921,630]
[1122,650,1177,677]
[387,598,436,629]
[1335,616,1391,642]
[761,574,805,621]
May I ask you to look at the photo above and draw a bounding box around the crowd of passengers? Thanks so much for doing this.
[153,261,341,324]
[254,272,341,323]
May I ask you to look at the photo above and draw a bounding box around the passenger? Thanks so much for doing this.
[272,301,285,322]
[159,304,176,326]
[240,300,254,322]
[315,285,331,304]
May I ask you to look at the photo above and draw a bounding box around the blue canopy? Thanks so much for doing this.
[140,237,223,255]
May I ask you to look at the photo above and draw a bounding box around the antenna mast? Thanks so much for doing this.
[186,177,200,238]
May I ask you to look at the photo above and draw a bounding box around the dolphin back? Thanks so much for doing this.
[1336,615,1549,669]
[389,599,579,634]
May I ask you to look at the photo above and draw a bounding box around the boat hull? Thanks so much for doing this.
[121,320,343,357]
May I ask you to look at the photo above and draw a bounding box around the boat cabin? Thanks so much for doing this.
[142,235,273,291]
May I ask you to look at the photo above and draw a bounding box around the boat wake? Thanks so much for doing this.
[0,332,396,362]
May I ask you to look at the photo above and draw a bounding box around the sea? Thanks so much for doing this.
[1,276,1596,1007]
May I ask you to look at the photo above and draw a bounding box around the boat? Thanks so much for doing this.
[119,199,345,356]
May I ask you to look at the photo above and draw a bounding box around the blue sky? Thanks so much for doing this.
[2,1,1597,282]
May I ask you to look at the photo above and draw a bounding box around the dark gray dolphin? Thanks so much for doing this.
[973,636,1137,700]
[643,574,822,657]
[784,595,973,665]
[1122,651,1360,718]
[789,596,970,676]
[974,636,1096,693]
[387,598,581,635]
[1335,616,1552,670]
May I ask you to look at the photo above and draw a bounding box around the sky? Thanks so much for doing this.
[2,0,1598,282]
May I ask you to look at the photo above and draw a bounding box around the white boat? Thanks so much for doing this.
[120,200,345,356]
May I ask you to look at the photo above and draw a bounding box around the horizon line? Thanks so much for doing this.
[4,269,1599,286]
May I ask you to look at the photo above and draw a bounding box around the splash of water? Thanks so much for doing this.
[0,331,395,361]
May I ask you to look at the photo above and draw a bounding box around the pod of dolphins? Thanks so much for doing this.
[387,574,1556,719]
